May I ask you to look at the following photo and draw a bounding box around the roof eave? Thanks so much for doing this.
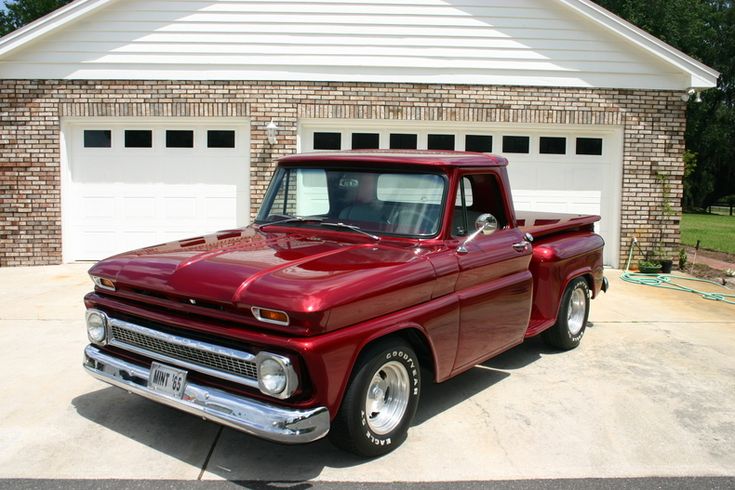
[0,0,119,57]
[557,0,720,88]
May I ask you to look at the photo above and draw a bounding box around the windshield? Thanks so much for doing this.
[256,167,447,237]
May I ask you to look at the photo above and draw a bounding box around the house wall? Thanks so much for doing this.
[0,0,689,89]
[0,80,686,267]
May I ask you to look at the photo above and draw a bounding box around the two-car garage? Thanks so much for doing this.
[60,117,621,265]
[61,118,621,265]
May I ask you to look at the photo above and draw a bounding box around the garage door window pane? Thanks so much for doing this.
[576,138,603,155]
[166,130,194,148]
[124,130,152,148]
[465,135,493,153]
[502,136,530,154]
[351,133,380,150]
[540,137,566,155]
[313,132,341,150]
[84,130,111,148]
[207,130,235,148]
[428,134,455,151]
[390,133,417,150]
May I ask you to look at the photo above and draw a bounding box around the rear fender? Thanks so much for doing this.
[555,269,592,319]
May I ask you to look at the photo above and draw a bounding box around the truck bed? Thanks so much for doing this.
[516,211,605,338]
[516,211,600,239]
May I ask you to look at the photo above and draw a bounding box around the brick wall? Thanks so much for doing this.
[0,80,686,267]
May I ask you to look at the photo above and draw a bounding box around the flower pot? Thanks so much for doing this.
[638,261,662,274]
[659,259,673,274]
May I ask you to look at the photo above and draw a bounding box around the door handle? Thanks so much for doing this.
[512,241,529,252]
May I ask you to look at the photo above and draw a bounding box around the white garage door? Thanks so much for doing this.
[62,118,250,261]
[299,121,621,266]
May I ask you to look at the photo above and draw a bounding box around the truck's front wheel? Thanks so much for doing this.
[329,340,421,457]
[543,277,590,350]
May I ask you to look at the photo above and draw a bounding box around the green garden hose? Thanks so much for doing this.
[621,238,735,305]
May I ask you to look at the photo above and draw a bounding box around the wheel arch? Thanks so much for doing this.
[553,271,593,323]
[332,323,436,417]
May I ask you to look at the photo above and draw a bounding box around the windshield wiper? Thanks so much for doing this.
[320,222,381,241]
[258,215,324,228]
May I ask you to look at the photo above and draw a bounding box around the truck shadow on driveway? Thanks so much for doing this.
[71,335,558,481]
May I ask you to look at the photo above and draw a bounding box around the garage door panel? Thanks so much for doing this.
[506,167,535,188]
[205,197,236,220]
[64,120,250,261]
[80,197,116,219]
[513,190,602,215]
[78,231,117,259]
[162,197,197,220]
[122,197,157,219]
[572,167,605,189]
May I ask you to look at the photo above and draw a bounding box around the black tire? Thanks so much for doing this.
[542,277,590,350]
[329,339,421,457]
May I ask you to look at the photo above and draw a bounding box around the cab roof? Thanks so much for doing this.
[278,150,508,168]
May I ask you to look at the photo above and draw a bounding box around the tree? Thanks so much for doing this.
[0,0,72,37]
[595,0,735,209]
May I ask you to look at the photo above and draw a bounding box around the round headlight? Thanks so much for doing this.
[259,358,287,395]
[86,310,107,344]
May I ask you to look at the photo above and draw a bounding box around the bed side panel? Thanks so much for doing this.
[526,231,604,337]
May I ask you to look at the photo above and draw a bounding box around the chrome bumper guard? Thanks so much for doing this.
[83,344,330,444]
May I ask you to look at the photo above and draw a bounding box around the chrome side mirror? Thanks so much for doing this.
[457,213,499,254]
[475,213,498,236]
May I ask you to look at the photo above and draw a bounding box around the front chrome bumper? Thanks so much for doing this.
[83,344,330,444]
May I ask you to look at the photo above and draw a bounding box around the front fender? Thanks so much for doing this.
[295,293,459,419]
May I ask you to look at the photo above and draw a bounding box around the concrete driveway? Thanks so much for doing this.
[0,264,734,482]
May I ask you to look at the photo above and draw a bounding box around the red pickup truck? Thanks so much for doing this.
[83,151,607,457]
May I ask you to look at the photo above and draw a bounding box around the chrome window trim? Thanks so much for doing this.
[108,317,259,389]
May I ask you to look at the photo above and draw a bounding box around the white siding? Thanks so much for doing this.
[0,0,690,89]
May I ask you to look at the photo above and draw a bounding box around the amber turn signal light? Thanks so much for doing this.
[251,307,290,326]
[91,275,116,291]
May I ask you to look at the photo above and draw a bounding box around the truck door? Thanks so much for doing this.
[451,172,533,373]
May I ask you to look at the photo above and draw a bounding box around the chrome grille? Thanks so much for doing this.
[108,319,258,385]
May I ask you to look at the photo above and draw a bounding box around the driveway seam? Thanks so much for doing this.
[197,426,223,480]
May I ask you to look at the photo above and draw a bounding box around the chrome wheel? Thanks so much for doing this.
[567,286,587,336]
[365,360,410,435]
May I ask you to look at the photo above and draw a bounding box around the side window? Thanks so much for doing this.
[452,174,508,237]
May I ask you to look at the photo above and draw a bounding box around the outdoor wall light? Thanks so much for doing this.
[266,120,279,145]
[681,88,702,103]
[681,88,696,102]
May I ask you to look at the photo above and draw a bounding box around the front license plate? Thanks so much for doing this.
[148,362,187,399]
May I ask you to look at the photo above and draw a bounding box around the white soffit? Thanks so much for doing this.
[0,0,719,90]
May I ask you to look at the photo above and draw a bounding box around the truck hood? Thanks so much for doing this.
[89,228,439,334]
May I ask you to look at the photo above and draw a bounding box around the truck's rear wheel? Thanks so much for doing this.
[543,277,590,350]
[329,340,420,457]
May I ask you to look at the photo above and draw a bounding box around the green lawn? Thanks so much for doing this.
[681,213,735,255]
